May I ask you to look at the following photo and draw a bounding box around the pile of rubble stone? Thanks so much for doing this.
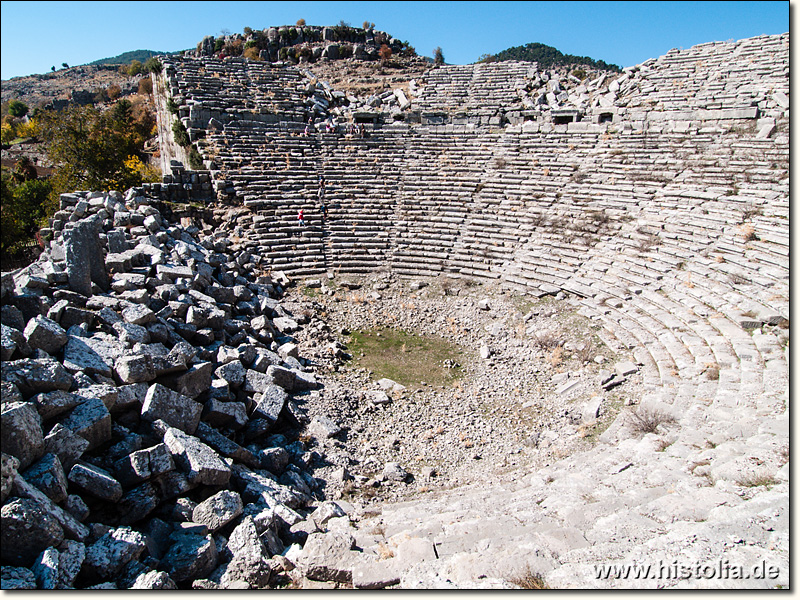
[0,188,387,589]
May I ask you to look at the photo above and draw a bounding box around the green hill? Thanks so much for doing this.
[480,42,621,72]
[87,49,171,66]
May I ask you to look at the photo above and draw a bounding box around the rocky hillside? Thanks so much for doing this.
[1,66,145,112]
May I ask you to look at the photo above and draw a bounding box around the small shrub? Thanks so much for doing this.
[703,363,720,380]
[509,567,549,590]
[106,84,122,101]
[296,18,306,27]
[8,100,28,118]
[737,472,777,488]
[494,157,507,169]
[628,406,676,435]
[187,145,203,169]
[172,120,190,147]
[137,78,153,96]
[433,46,445,65]
[167,97,179,114]
[572,68,587,80]
[244,46,261,61]
[379,44,392,65]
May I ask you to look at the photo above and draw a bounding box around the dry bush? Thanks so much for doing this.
[628,406,676,435]
[531,330,560,351]
[509,567,549,589]
[736,472,777,488]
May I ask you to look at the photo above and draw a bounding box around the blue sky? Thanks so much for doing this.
[0,1,789,80]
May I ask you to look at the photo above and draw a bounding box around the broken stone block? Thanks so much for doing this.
[43,424,90,472]
[163,427,231,487]
[203,399,248,430]
[22,453,68,503]
[116,482,161,526]
[115,354,156,384]
[267,364,296,391]
[141,383,202,434]
[62,336,118,378]
[13,474,89,543]
[253,385,287,423]
[162,534,218,583]
[1,358,74,397]
[63,217,108,296]
[82,527,147,582]
[32,546,60,589]
[1,401,44,470]
[1,497,65,567]
[23,315,68,354]
[192,490,244,532]
[130,570,178,589]
[68,463,123,503]
[1,452,20,504]
[114,443,175,487]
[308,415,342,440]
[0,566,37,589]
[56,539,85,589]
[194,422,260,468]
[60,397,112,451]
[32,390,82,420]
[299,531,356,583]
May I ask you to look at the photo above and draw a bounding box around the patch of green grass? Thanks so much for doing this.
[347,327,466,389]
[301,286,319,298]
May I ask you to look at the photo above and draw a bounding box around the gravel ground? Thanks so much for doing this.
[279,272,643,505]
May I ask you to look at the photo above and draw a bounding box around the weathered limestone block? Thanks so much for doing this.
[31,390,79,420]
[117,482,161,525]
[163,427,231,487]
[31,546,60,589]
[299,531,356,583]
[1,401,44,470]
[114,443,175,487]
[1,452,20,504]
[22,453,68,503]
[192,490,244,532]
[62,217,108,296]
[62,336,120,378]
[141,383,202,434]
[23,315,68,354]
[43,424,89,472]
[1,497,65,567]
[60,397,112,451]
[1,358,74,397]
[1,566,37,589]
[115,354,156,384]
[56,539,85,589]
[68,462,123,503]
[162,534,219,583]
[82,527,147,581]
[130,570,178,589]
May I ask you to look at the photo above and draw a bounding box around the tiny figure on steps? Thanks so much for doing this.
[298,209,305,226]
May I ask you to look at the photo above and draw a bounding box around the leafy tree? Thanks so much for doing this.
[107,84,122,101]
[127,60,143,76]
[1,168,53,253]
[214,38,225,53]
[8,100,28,118]
[433,47,445,65]
[62,62,69,69]
[296,18,306,26]
[363,21,375,30]
[144,57,162,74]
[36,100,155,200]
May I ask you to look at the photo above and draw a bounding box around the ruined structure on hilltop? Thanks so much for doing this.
[0,31,789,589]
